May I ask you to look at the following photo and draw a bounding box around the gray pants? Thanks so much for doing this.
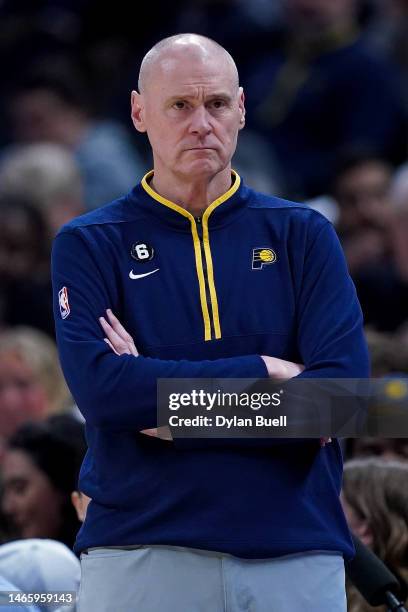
[78,546,346,612]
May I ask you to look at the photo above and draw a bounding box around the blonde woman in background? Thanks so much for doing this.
[0,326,72,457]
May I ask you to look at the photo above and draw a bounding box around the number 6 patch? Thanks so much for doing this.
[130,242,154,262]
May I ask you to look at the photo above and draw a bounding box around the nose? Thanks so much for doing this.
[188,105,212,137]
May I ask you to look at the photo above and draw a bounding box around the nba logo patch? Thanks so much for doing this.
[58,286,70,319]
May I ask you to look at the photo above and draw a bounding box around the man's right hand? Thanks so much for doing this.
[261,356,331,446]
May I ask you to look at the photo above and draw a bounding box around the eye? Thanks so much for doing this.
[173,101,187,110]
[210,99,226,109]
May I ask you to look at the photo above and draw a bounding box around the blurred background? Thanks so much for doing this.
[1,1,408,610]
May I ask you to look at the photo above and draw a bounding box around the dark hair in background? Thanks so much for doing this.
[0,193,50,262]
[7,414,87,549]
[331,146,393,190]
[9,57,95,116]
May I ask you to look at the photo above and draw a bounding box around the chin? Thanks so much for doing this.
[183,158,222,177]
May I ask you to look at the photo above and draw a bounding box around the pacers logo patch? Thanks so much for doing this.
[58,286,70,319]
[252,247,277,270]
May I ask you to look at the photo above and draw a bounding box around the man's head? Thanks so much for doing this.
[131,34,245,182]
[9,60,91,146]
[332,151,392,233]
[0,144,84,236]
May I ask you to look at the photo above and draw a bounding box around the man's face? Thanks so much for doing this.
[335,161,392,232]
[132,51,245,181]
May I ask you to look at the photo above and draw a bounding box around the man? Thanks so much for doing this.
[52,34,369,611]
[9,60,145,210]
[244,0,406,198]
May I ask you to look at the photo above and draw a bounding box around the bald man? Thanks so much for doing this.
[52,34,369,611]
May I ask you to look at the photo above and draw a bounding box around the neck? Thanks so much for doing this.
[150,166,233,217]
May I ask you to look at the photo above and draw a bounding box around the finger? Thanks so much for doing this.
[140,428,159,437]
[129,343,139,357]
[106,310,134,343]
[101,318,137,356]
[156,426,173,441]
[99,317,129,352]
[106,310,139,357]
[140,427,173,441]
[104,338,121,356]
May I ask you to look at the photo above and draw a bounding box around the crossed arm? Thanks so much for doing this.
[52,222,369,436]
[99,309,332,446]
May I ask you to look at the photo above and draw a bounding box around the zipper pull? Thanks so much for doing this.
[196,217,201,223]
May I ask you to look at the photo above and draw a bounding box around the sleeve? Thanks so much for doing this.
[296,220,370,379]
[52,230,268,432]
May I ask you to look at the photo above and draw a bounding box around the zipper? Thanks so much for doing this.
[140,169,241,342]
[195,216,215,339]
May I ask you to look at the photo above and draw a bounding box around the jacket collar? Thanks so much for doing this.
[130,169,247,230]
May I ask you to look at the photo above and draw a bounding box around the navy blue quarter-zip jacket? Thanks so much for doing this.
[52,171,369,558]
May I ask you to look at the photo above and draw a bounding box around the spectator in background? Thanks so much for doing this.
[342,458,408,612]
[0,539,80,612]
[0,574,38,612]
[344,328,408,462]
[0,327,71,456]
[333,151,393,264]
[1,415,86,549]
[7,59,146,210]
[332,150,408,331]
[364,0,408,111]
[348,437,408,462]
[0,144,84,237]
[390,164,408,285]
[244,0,407,199]
[0,196,53,336]
[364,328,408,377]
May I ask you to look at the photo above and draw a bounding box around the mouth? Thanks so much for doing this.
[186,147,215,152]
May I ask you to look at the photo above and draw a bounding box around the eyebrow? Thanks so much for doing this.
[166,92,233,104]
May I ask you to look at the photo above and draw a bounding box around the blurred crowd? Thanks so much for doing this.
[1,0,408,610]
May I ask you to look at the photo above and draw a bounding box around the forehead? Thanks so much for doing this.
[339,163,391,186]
[2,449,35,477]
[146,51,237,97]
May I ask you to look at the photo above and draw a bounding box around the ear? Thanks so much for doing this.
[238,87,246,130]
[131,90,147,133]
